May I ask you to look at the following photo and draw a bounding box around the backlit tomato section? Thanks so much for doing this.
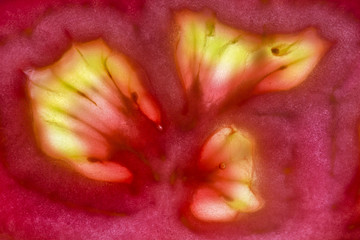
[174,11,331,226]
[190,126,263,222]
[174,10,330,108]
[27,39,161,182]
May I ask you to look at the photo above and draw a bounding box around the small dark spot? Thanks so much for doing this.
[329,94,337,104]
[348,224,356,230]
[279,65,287,70]
[132,24,140,34]
[206,21,215,37]
[170,172,177,185]
[283,167,292,175]
[131,92,138,103]
[331,203,339,210]
[153,172,160,181]
[87,157,102,163]
[271,47,280,55]
[222,194,234,201]
[76,90,86,97]
[0,35,8,46]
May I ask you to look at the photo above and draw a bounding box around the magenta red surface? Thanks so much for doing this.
[0,0,360,239]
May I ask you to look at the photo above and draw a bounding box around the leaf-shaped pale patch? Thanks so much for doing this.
[190,127,263,222]
[27,40,161,182]
[174,11,330,106]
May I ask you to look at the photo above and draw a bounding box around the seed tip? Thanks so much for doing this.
[157,124,163,131]
[219,162,226,169]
